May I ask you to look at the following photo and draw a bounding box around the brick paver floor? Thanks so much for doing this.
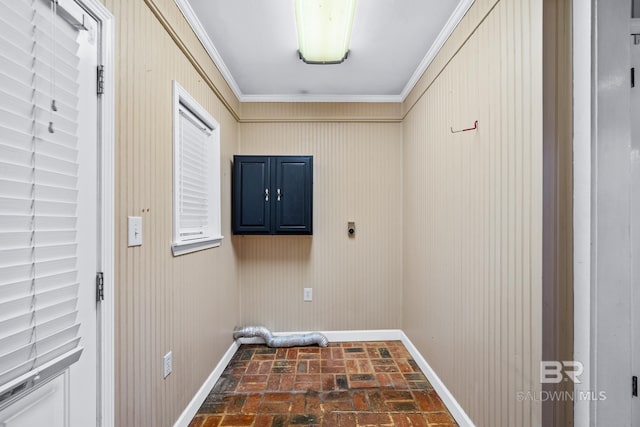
[188,341,458,427]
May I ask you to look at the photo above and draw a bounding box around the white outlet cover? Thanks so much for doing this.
[304,288,313,302]
[163,351,172,378]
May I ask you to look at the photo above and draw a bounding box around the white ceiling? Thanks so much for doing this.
[178,0,473,102]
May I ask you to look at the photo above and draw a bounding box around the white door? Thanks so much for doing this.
[0,0,99,425]
[632,13,640,427]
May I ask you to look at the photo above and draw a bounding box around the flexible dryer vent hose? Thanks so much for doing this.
[233,326,329,348]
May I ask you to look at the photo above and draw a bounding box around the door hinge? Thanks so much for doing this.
[97,65,105,95]
[96,272,104,302]
[633,376,638,397]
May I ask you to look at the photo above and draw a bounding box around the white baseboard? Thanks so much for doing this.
[236,329,404,345]
[173,340,240,427]
[175,329,473,427]
[322,329,405,342]
[399,332,475,427]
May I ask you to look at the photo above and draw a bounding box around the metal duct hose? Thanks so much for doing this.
[233,326,329,348]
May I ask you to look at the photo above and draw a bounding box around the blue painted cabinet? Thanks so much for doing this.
[232,156,313,235]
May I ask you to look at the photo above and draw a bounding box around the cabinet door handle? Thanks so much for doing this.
[277,188,282,201]
[265,188,269,201]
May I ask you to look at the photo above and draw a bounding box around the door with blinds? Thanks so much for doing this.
[0,0,99,425]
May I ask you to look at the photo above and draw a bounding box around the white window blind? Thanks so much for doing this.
[0,0,83,404]
[177,107,212,240]
[171,81,222,256]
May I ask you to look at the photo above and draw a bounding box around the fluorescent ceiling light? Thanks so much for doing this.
[294,0,357,64]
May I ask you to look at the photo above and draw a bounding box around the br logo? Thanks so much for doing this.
[540,361,584,384]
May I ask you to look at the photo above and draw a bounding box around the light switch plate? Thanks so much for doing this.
[128,216,142,247]
[163,351,172,378]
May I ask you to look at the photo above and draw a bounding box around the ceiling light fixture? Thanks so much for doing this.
[294,0,357,65]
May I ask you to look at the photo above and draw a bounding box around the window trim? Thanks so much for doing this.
[171,80,223,256]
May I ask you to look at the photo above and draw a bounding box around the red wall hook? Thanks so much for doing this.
[450,120,478,133]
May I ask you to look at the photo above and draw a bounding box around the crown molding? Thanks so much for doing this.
[399,0,475,101]
[174,0,244,100]
[176,0,474,104]
[239,94,403,103]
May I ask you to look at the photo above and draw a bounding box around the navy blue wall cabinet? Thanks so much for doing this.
[232,155,313,235]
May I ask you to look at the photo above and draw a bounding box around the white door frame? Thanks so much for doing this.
[75,1,115,426]
[572,1,592,425]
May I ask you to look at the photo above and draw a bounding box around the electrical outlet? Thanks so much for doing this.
[304,288,313,302]
[163,351,172,378]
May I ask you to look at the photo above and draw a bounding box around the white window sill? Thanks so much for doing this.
[171,236,223,256]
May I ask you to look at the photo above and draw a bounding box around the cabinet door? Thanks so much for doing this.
[232,156,271,234]
[273,156,313,234]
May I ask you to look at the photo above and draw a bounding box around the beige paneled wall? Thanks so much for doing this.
[239,102,402,122]
[236,121,403,331]
[402,0,543,426]
[102,1,239,426]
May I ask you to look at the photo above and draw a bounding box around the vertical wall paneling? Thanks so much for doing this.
[103,0,240,425]
[237,122,404,331]
[239,102,402,123]
[401,0,544,425]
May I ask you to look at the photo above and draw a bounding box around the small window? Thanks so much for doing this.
[172,81,222,256]
[634,0,640,18]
